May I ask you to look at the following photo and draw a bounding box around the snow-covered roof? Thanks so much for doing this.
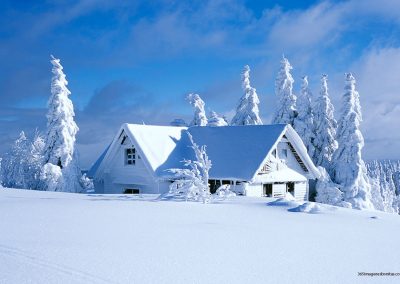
[92,123,320,181]
[160,124,287,180]
[125,124,186,173]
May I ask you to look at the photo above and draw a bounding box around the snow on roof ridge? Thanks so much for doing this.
[123,122,288,129]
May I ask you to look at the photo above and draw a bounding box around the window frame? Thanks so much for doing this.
[125,147,136,165]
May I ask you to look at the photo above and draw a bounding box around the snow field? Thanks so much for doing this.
[1,188,400,283]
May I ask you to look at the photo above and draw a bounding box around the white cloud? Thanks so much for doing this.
[266,2,347,51]
[350,47,400,159]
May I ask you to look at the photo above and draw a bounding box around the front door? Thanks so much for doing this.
[287,182,295,195]
[263,184,273,197]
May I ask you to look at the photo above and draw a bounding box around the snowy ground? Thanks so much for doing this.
[1,189,400,284]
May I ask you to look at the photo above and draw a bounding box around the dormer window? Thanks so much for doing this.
[125,148,136,165]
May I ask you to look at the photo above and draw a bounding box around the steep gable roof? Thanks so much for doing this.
[92,124,187,179]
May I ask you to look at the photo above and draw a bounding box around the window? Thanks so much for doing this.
[287,182,295,194]
[125,148,136,165]
[124,188,139,194]
[281,149,288,158]
[263,184,273,197]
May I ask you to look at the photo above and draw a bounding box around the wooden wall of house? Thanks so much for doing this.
[294,181,308,201]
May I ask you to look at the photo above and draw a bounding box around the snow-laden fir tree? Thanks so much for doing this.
[1,131,30,189]
[208,111,228,127]
[26,131,45,190]
[272,56,297,125]
[168,132,212,203]
[0,131,46,190]
[294,76,315,157]
[187,93,208,126]
[231,65,263,125]
[312,74,338,171]
[332,73,373,210]
[42,55,83,192]
[366,160,400,213]
[367,161,389,212]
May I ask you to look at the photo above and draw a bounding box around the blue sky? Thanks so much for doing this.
[1,0,400,168]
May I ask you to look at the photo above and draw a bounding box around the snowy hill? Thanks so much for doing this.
[1,188,400,284]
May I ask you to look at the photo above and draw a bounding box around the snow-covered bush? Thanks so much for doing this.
[168,133,212,203]
[272,56,297,125]
[208,111,228,126]
[231,65,262,125]
[315,167,343,206]
[215,184,236,199]
[80,173,94,193]
[187,93,208,126]
[40,163,63,192]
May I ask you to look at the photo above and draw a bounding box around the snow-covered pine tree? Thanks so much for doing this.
[168,132,212,203]
[366,160,385,211]
[332,73,373,210]
[187,93,208,126]
[231,65,263,125]
[42,55,82,193]
[294,76,315,157]
[208,111,228,126]
[0,131,46,190]
[312,74,338,171]
[272,56,297,125]
[25,131,45,190]
[1,131,30,189]
[366,159,400,213]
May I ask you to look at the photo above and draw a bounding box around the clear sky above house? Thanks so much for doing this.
[1,0,400,168]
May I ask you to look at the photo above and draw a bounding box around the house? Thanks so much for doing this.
[89,123,320,201]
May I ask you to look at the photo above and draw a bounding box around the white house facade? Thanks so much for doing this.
[89,123,320,202]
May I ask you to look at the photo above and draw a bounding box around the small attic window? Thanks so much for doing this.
[125,148,136,165]
[281,149,288,158]
[272,149,277,158]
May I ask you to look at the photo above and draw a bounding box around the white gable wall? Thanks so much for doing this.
[95,132,170,194]
[245,135,311,201]
[276,140,308,176]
